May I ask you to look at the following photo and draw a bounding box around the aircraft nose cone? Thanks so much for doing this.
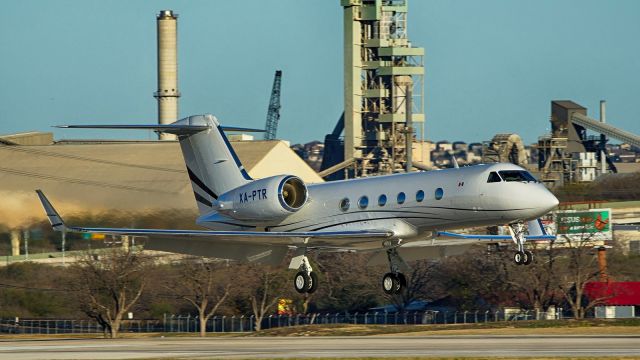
[539,188,559,213]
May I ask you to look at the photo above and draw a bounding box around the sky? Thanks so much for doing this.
[1,0,639,145]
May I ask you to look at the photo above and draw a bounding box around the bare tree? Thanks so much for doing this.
[241,265,289,331]
[556,233,607,319]
[387,260,439,315]
[313,253,381,313]
[171,258,231,337]
[68,247,153,338]
[502,242,562,313]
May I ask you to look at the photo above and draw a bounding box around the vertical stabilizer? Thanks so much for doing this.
[174,114,252,214]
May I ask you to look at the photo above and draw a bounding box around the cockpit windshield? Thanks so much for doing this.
[498,170,538,183]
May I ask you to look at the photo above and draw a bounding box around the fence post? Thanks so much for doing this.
[494,310,499,322]
[454,311,458,324]
[463,311,468,324]
[484,310,489,323]
[474,311,478,323]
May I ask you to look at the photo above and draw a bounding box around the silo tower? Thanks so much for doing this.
[342,0,425,176]
[154,10,180,141]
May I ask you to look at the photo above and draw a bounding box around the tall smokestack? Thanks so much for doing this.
[155,10,180,141]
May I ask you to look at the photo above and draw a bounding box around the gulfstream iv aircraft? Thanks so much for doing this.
[37,114,558,294]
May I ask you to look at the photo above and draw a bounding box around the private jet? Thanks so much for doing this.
[37,114,558,295]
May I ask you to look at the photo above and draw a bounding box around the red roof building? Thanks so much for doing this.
[584,282,640,306]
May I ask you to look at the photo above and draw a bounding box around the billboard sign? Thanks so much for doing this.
[553,208,612,242]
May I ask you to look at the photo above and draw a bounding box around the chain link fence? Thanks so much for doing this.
[0,309,564,335]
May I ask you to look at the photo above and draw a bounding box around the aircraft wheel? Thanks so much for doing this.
[523,250,533,265]
[307,271,318,294]
[395,273,407,294]
[382,273,397,295]
[294,271,309,293]
[513,251,524,265]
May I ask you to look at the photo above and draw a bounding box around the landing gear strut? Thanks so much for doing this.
[290,251,317,294]
[509,223,533,266]
[381,245,408,294]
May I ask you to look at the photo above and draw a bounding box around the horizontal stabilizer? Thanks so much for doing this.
[56,124,265,135]
[55,124,209,135]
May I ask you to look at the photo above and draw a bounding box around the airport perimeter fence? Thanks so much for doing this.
[0,309,564,335]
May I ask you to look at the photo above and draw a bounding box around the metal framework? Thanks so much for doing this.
[536,100,640,187]
[342,0,424,177]
[264,70,283,140]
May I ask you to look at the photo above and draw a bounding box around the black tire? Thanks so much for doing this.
[514,251,524,265]
[307,271,319,294]
[523,250,533,265]
[294,271,309,293]
[382,273,397,295]
[395,273,407,294]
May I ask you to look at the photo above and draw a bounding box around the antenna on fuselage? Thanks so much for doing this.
[452,156,460,169]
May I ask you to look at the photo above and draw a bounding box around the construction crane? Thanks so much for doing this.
[263,70,282,140]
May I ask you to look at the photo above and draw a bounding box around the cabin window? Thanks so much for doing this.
[339,198,350,211]
[358,196,369,209]
[435,188,444,200]
[499,170,537,182]
[416,190,425,202]
[487,172,502,183]
[378,194,387,207]
[397,192,406,204]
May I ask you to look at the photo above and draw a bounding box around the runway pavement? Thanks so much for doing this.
[0,335,639,359]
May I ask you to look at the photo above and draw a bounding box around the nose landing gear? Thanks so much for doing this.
[510,223,533,266]
[513,249,533,265]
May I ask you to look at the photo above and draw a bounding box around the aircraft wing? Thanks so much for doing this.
[36,190,393,264]
[368,220,555,266]
[436,232,555,241]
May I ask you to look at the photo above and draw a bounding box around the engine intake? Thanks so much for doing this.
[216,175,308,221]
[279,176,307,211]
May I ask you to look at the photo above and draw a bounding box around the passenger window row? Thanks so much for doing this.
[339,188,444,211]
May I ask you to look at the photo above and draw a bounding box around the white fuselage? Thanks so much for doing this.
[200,163,558,250]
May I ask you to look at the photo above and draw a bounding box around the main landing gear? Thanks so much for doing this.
[509,222,533,266]
[381,245,409,295]
[290,252,317,294]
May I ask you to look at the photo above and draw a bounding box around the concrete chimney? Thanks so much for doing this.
[154,10,180,141]
[597,246,608,283]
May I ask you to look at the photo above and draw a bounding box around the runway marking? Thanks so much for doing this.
[0,344,130,351]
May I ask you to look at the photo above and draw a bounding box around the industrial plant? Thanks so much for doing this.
[0,2,639,339]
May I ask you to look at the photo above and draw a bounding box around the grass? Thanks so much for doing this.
[1,319,639,339]
[250,319,640,337]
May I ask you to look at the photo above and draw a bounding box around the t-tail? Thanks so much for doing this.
[57,114,259,215]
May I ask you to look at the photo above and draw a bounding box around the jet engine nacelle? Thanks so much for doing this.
[216,175,308,221]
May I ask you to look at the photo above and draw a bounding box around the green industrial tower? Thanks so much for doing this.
[341,0,425,177]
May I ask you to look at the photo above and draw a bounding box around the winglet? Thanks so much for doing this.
[35,190,66,232]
